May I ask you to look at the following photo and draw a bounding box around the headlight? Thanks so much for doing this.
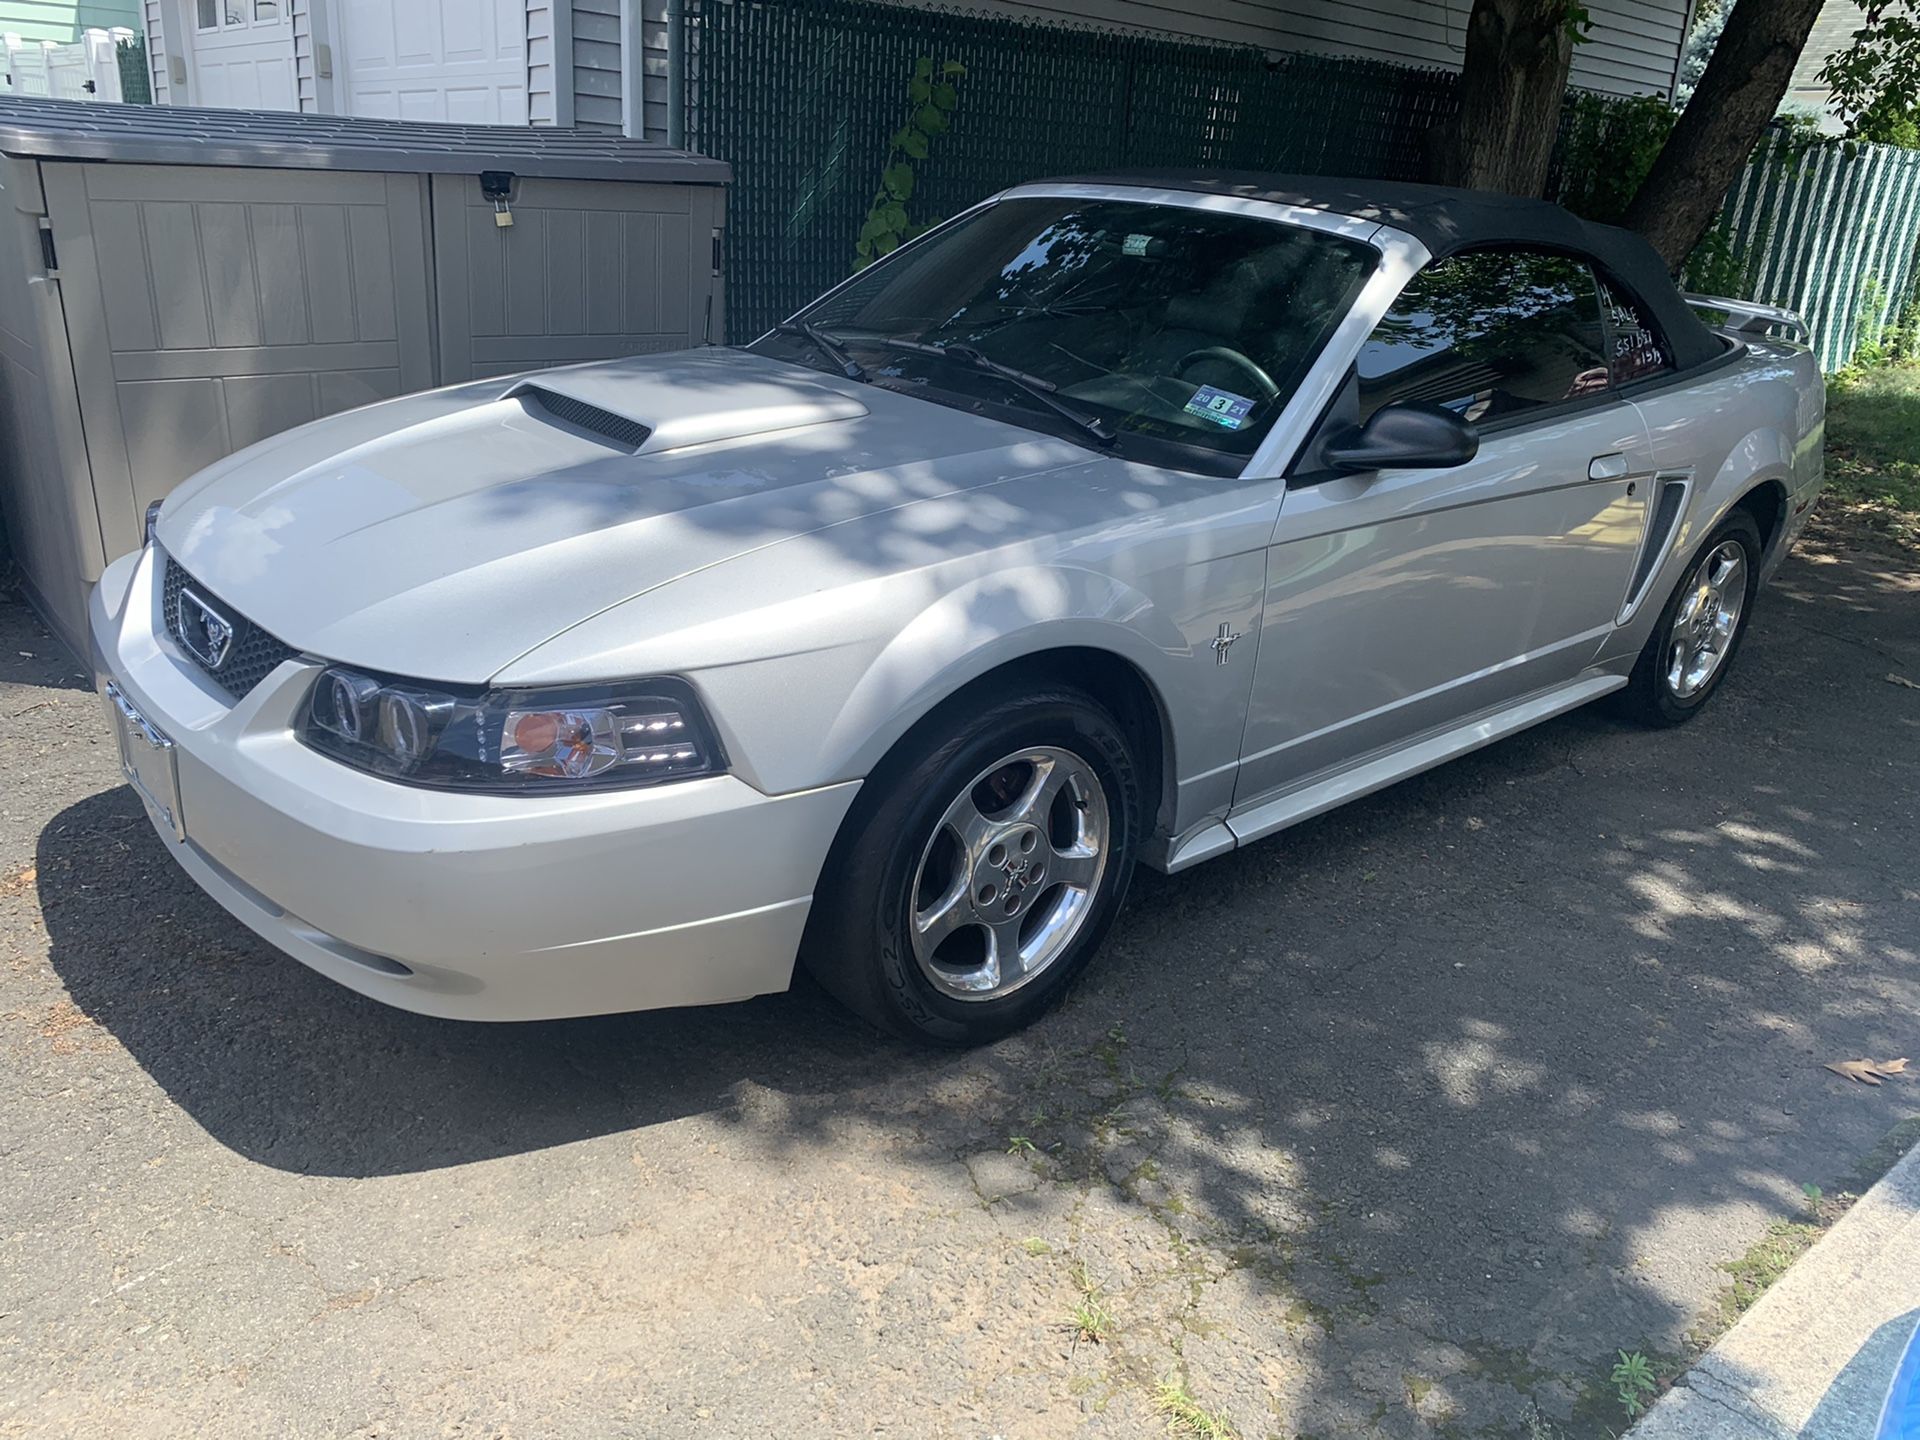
[299,670,722,792]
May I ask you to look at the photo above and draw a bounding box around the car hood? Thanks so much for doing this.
[157,349,1089,682]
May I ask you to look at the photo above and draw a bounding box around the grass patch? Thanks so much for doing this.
[1065,1259,1115,1344]
[1684,1215,1825,1359]
[1825,367,1920,523]
[1068,1289,1116,1344]
[1153,1378,1239,1439]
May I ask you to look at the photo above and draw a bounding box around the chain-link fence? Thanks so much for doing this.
[685,0,1920,371]
[686,0,1458,340]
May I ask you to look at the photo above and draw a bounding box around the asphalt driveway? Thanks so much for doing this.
[2,512,1916,1439]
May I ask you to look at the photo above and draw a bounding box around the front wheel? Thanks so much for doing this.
[800,684,1141,1045]
[1618,510,1763,726]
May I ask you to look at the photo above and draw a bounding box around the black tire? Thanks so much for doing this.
[800,682,1141,1046]
[1617,509,1764,727]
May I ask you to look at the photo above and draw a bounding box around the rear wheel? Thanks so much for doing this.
[801,684,1140,1045]
[1618,511,1763,726]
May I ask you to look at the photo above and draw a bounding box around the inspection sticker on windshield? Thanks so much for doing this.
[1184,385,1255,430]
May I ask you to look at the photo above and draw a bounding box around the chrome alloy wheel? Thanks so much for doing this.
[1666,540,1748,699]
[908,745,1111,1001]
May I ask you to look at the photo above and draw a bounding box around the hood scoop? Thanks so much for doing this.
[514,385,652,452]
[508,356,870,457]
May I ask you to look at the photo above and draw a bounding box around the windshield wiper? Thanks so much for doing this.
[775,320,866,381]
[870,337,1116,447]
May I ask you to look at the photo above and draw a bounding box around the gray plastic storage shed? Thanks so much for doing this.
[0,98,729,658]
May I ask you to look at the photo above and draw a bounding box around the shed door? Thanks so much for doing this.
[431,174,725,382]
[336,0,528,124]
[41,161,435,563]
[182,0,299,110]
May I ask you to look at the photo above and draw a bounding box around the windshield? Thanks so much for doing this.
[748,196,1377,472]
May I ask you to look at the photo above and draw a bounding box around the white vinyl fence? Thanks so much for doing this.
[2,28,133,104]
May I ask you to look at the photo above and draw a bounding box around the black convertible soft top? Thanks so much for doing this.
[1048,171,1723,372]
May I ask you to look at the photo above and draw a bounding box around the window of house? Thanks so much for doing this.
[1357,248,1613,425]
[198,0,252,28]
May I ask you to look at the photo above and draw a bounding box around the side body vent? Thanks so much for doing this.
[517,387,651,452]
[1621,475,1692,623]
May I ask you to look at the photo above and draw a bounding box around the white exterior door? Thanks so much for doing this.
[335,0,528,125]
[185,0,298,110]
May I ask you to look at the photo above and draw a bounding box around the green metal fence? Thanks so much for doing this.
[116,33,152,106]
[686,0,1920,367]
[686,0,1457,340]
[1712,130,1920,370]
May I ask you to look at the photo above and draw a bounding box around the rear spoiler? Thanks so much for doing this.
[1684,293,1811,346]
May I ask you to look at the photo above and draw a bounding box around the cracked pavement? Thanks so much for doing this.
[2,510,1917,1439]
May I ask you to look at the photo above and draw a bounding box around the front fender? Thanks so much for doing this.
[819,564,1190,784]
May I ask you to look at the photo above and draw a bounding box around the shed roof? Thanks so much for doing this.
[0,97,729,186]
[1048,171,1721,370]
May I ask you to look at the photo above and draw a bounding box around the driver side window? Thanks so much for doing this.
[1357,249,1611,425]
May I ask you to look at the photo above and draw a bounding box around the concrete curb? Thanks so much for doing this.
[1633,1135,1920,1440]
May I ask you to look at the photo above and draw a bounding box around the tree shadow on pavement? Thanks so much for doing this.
[30,513,1920,1437]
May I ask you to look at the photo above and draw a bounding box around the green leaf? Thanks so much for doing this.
[909,77,931,104]
[913,55,933,80]
[859,214,888,243]
[932,82,958,111]
[891,126,915,150]
[856,236,874,257]
[875,232,899,256]
[880,201,909,231]
[883,163,915,200]
[900,128,929,159]
[942,61,967,77]
[915,104,948,134]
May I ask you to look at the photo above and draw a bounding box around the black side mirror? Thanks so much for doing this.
[1322,402,1479,474]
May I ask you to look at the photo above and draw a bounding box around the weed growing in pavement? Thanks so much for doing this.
[1006,1134,1037,1157]
[1068,1289,1115,1345]
[1610,1350,1658,1419]
[1153,1377,1239,1438]
[1065,1258,1115,1344]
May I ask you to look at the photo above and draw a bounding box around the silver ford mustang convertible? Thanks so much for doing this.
[92,174,1825,1043]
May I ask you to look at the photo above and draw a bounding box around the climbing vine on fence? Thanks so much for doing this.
[853,55,964,271]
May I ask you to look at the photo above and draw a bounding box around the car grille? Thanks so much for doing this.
[161,556,301,700]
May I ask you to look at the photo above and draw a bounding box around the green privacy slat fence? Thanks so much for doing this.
[1714,131,1920,370]
[685,0,1920,365]
[685,0,1457,341]
[116,34,152,106]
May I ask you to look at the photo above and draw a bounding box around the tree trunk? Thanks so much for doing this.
[1429,0,1575,195]
[1624,0,1828,270]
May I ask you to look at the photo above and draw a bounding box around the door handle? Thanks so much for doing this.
[1589,452,1630,481]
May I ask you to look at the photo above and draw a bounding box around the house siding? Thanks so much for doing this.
[528,0,568,124]
[1785,0,1858,125]
[855,0,1691,99]
[571,0,623,131]
[563,0,666,136]
[292,0,318,110]
[141,0,166,104]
